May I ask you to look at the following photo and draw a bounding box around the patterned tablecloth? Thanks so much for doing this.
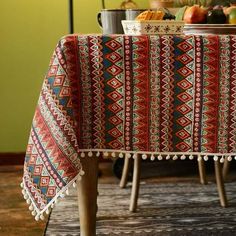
[22,34,236,220]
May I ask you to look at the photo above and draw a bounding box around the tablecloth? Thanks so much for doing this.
[21,34,236,220]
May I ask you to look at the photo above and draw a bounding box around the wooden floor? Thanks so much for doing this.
[0,161,235,236]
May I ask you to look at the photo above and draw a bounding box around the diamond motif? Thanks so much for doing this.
[53,75,65,86]
[34,165,43,176]
[176,141,191,152]
[177,66,192,77]
[177,117,191,127]
[177,41,193,52]
[107,78,122,89]
[177,79,192,90]
[177,92,192,103]
[108,127,122,138]
[105,39,122,51]
[177,104,191,115]
[108,103,122,113]
[108,140,122,149]
[40,176,50,187]
[106,52,122,64]
[109,116,122,125]
[176,129,191,139]
[177,54,193,65]
[46,186,56,197]
[107,65,123,76]
[107,91,122,102]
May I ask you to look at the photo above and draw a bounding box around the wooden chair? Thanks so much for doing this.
[120,154,227,212]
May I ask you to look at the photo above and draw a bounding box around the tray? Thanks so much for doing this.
[184,24,236,35]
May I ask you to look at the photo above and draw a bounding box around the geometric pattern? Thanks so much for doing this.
[22,34,236,219]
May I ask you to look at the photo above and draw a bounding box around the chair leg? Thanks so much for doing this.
[214,160,228,207]
[222,158,230,181]
[77,156,98,236]
[129,155,141,212]
[198,158,207,185]
[119,155,131,188]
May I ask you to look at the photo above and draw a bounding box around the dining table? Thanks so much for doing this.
[21,33,236,236]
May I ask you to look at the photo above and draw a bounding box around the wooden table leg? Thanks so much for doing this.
[119,155,131,188]
[198,158,207,185]
[214,160,228,207]
[222,158,230,181]
[77,155,98,236]
[129,155,141,212]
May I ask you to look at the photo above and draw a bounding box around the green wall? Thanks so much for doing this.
[0,0,148,152]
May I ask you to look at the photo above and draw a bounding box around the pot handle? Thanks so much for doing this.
[97,12,102,27]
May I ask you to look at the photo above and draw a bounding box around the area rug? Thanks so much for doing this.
[45,181,236,236]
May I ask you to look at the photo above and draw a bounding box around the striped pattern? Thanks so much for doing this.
[23,35,236,218]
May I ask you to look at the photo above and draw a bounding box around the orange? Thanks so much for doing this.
[228,8,236,24]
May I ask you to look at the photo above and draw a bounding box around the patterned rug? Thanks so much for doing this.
[45,181,236,236]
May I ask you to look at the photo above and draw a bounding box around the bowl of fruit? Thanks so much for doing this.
[175,3,236,34]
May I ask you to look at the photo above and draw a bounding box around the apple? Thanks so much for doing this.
[183,5,207,24]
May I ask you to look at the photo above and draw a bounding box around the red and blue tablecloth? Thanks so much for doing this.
[21,34,236,220]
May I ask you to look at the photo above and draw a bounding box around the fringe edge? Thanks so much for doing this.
[21,149,236,221]
[20,168,85,221]
[79,149,236,162]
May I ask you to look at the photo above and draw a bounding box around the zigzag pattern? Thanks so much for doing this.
[159,36,174,152]
[217,36,231,153]
[89,36,105,149]
[77,36,93,148]
[149,35,161,152]
[132,36,150,151]
[201,36,220,153]
[229,36,236,152]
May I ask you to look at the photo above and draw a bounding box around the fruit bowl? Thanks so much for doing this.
[122,20,185,35]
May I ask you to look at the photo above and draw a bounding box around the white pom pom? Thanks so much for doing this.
[197,156,202,161]
[142,154,147,160]
[66,189,69,195]
[40,214,45,220]
[80,170,85,176]
[80,152,85,158]
[77,175,82,181]
[133,153,137,159]
[126,153,132,158]
[29,204,34,211]
[51,203,54,208]
[32,210,36,216]
[26,199,31,204]
[46,208,50,214]
[180,155,186,160]
[166,155,171,160]
[103,151,109,157]
[118,152,124,158]
[213,155,218,161]
[20,182,24,188]
[150,154,155,161]
[88,151,93,157]
[189,154,194,160]
[220,157,224,163]
[203,155,208,161]
[111,152,116,158]
[157,154,163,160]
[96,151,100,157]
[35,215,40,221]
[73,182,77,188]
[227,156,232,161]
[173,155,178,160]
